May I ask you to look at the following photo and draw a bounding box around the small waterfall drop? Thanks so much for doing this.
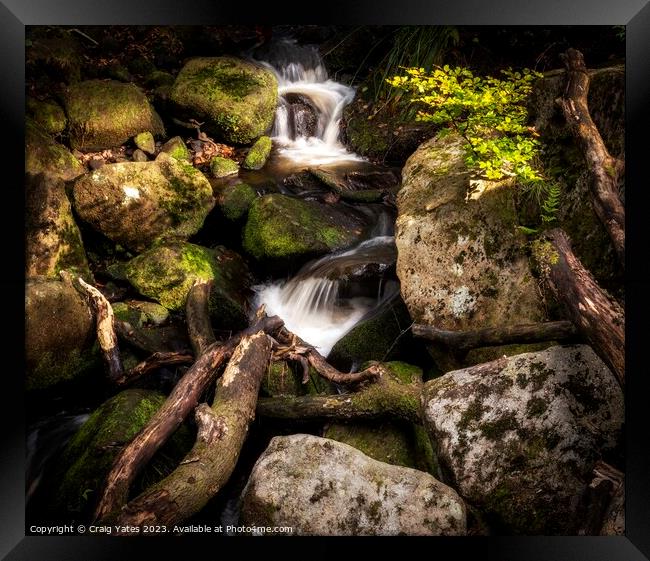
[255,236,398,356]
[259,39,362,165]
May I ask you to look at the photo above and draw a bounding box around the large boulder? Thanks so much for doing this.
[422,345,624,534]
[63,79,164,151]
[169,57,277,145]
[240,434,466,536]
[72,153,214,253]
[26,173,91,281]
[395,133,544,330]
[25,279,98,391]
[48,389,192,520]
[25,119,84,181]
[26,97,67,135]
[242,194,363,262]
[125,242,251,330]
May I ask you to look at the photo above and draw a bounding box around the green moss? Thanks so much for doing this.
[210,156,239,178]
[27,97,67,135]
[526,396,549,418]
[27,345,102,392]
[383,361,423,385]
[242,194,355,260]
[458,399,488,431]
[64,79,164,151]
[479,412,519,440]
[25,119,83,181]
[160,136,190,161]
[145,70,175,88]
[220,183,256,221]
[134,131,155,154]
[243,136,272,170]
[531,239,559,270]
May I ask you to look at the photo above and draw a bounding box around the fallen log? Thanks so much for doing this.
[115,351,194,387]
[309,167,398,203]
[112,332,273,528]
[185,279,215,356]
[94,315,283,522]
[533,228,624,387]
[412,321,578,353]
[556,48,625,265]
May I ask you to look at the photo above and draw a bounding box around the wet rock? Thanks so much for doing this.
[160,136,190,161]
[25,119,84,181]
[422,344,624,534]
[132,149,148,162]
[282,92,318,139]
[25,279,98,391]
[240,433,466,536]
[72,152,215,253]
[169,56,277,145]
[49,389,192,520]
[210,156,239,178]
[125,242,251,330]
[134,131,156,155]
[242,136,272,170]
[63,79,165,151]
[26,173,91,281]
[26,97,67,136]
[242,193,363,262]
[395,133,544,331]
[219,182,257,221]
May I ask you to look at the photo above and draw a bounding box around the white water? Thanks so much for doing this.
[262,42,362,165]
[254,237,397,356]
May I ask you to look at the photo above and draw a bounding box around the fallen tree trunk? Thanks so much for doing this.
[73,276,123,383]
[534,228,624,387]
[112,332,273,528]
[94,315,283,522]
[412,321,578,353]
[556,48,625,265]
[115,351,194,387]
[185,279,215,356]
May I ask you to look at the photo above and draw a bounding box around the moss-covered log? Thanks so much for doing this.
[533,228,624,387]
[556,48,625,265]
[94,315,283,522]
[111,332,272,528]
[258,367,422,424]
[185,279,216,356]
[412,321,578,353]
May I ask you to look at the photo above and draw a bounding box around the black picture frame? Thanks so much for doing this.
[3,0,649,559]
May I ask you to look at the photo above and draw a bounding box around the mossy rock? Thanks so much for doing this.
[242,194,362,261]
[261,361,332,397]
[161,136,190,161]
[145,70,175,88]
[328,297,415,371]
[26,173,92,281]
[25,278,100,391]
[72,152,215,253]
[51,389,193,519]
[63,79,165,151]
[111,300,169,328]
[25,119,84,181]
[169,56,278,145]
[219,182,256,221]
[242,136,272,170]
[134,131,156,155]
[26,97,67,135]
[210,156,239,178]
[26,30,82,83]
[125,242,251,331]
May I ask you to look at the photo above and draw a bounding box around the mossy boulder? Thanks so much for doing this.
[219,182,256,221]
[240,434,466,535]
[422,345,624,534]
[111,300,169,328]
[72,152,215,253]
[145,70,175,88]
[125,242,251,330]
[25,119,84,181]
[395,133,545,331]
[328,296,414,370]
[26,173,91,281]
[134,131,156,155]
[210,156,239,178]
[25,279,99,391]
[50,389,192,519]
[242,194,362,262]
[63,79,165,151]
[161,136,190,161]
[169,56,278,145]
[26,97,67,135]
[242,136,272,170]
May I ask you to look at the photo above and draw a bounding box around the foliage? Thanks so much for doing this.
[519,178,563,233]
[388,65,544,182]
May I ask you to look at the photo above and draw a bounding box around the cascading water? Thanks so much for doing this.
[259,39,363,166]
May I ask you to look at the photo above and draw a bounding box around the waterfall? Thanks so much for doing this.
[255,236,398,356]
[259,39,362,165]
